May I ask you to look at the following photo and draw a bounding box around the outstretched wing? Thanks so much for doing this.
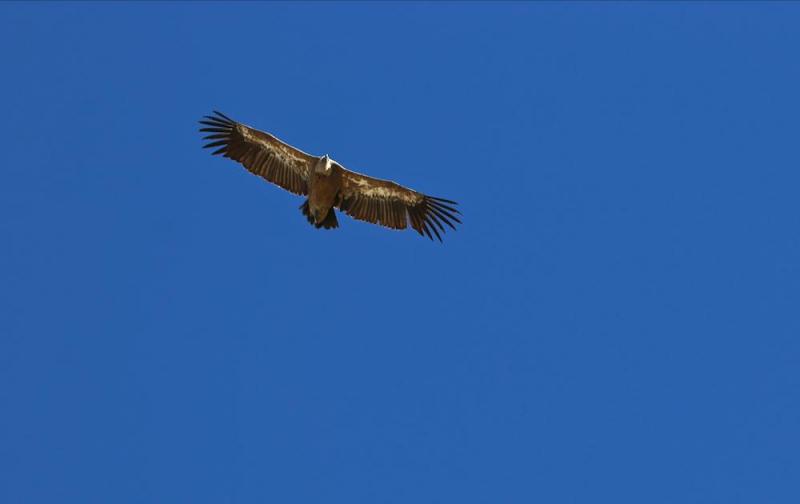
[333,164,461,241]
[199,111,315,196]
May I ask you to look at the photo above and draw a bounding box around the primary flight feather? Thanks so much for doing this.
[199,111,461,241]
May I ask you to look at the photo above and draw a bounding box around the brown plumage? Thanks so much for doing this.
[200,111,461,241]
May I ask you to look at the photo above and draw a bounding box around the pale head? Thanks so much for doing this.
[314,154,333,175]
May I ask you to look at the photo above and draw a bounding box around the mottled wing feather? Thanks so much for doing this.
[334,164,461,241]
[200,111,314,196]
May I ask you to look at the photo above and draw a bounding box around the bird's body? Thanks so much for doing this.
[199,111,460,241]
[307,155,341,226]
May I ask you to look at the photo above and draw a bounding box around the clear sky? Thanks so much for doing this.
[1,2,799,503]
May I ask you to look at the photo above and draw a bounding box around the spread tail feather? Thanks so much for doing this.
[300,200,339,230]
[300,200,315,226]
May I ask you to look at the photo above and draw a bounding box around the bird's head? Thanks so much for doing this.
[315,154,333,175]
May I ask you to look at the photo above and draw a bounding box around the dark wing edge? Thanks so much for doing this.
[334,167,461,242]
[199,110,313,196]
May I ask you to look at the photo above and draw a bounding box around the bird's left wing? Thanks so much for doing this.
[333,163,461,241]
[200,111,315,196]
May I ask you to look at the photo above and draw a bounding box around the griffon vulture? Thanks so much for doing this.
[199,111,460,241]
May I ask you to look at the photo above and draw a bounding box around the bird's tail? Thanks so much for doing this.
[300,200,339,230]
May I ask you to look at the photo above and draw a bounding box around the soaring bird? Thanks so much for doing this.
[199,111,460,241]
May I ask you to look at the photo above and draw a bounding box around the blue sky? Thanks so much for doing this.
[1,2,799,503]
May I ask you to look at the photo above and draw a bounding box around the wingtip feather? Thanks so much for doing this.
[212,110,235,123]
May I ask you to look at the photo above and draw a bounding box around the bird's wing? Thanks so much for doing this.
[333,163,461,241]
[200,111,314,196]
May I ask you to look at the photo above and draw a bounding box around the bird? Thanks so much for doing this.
[199,111,461,241]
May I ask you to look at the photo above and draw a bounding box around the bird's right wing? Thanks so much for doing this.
[200,111,315,196]
[334,163,461,241]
